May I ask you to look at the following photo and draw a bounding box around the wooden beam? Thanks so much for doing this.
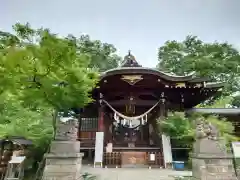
[108,100,158,106]
[103,91,158,99]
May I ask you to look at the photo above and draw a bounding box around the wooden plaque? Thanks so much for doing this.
[121,152,146,167]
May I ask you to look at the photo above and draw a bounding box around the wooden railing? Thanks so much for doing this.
[80,138,95,148]
[146,152,164,168]
[103,152,121,167]
[103,151,164,168]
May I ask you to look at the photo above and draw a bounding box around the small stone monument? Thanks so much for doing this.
[42,117,83,180]
[192,117,238,180]
[55,119,79,141]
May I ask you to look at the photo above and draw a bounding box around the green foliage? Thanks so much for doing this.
[0,23,123,175]
[0,23,99,110]
[0,23,109,163]
[77,35,122,71]
[159,112,238,152]
[0,93,53,162]
[159,112,194,140]
[205,115,238,145]
[0,93,53,145]
[160,96,238,169]
[158,112,194,148]
[159,96,238,147]
[196,95,233,108]
[232,94,240,107]
[81,172,97,180]
[157,36,240,94]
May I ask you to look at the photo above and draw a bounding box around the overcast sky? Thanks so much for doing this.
[1,0,239,67]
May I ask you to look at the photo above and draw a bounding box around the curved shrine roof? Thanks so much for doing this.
[100,52,224,88]
[101,67,197,82]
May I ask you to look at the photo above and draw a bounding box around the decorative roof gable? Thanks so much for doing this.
[121,51,142,67]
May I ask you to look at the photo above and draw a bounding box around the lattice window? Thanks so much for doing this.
[80,117,98,131]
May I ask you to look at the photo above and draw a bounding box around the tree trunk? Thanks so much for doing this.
[52,109,58,140]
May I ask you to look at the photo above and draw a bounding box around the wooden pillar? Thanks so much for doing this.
[105,113,112,143]
[88,149,92,160]
[98,93,104,132]
[180,93,184,110]
[159,92,166,118]
[98,108,104,132]
[140,119,144,141]
[158,92,166,151]
[78,109,82,141]
[148,120,153,145]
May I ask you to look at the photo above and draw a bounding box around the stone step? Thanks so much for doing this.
[95,177,174,180]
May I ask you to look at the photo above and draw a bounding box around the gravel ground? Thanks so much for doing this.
[81,165,192,180]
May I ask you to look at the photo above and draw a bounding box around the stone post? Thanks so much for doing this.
[192,117,237,180]
[42,118,83,180]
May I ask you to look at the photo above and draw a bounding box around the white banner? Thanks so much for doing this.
[162,134,173,168]
[232,142,240,158]
[106,143,113,153]
[94,132,104,164]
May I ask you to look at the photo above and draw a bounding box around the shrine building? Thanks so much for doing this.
[77,52,224,168]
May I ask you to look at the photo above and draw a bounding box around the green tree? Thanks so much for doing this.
[159,96,238,149]
[0,92,53,169]
[232,95,240,107]
[0,93,53,149]
[196,96,233,108]
[157,36,240,95]
[159,112,237,147]
[159,112,194,147]
[159,109,237,169]
[76,34,122,71]
[0,23,99,139]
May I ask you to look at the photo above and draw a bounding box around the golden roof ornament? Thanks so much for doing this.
[121,75,143,85]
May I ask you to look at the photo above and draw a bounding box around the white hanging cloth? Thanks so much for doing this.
[141,115,147,124]
[129,120,132,128]
[114,112,119,123]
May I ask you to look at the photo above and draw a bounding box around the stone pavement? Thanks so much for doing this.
[81,166,192,180]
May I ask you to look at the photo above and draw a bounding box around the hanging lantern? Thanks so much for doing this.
[125,96,135,115]
[125,104,135,115]
[99,93,103,105]
[181,94,184,103]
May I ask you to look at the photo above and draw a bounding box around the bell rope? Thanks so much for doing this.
[102,99,161,121]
